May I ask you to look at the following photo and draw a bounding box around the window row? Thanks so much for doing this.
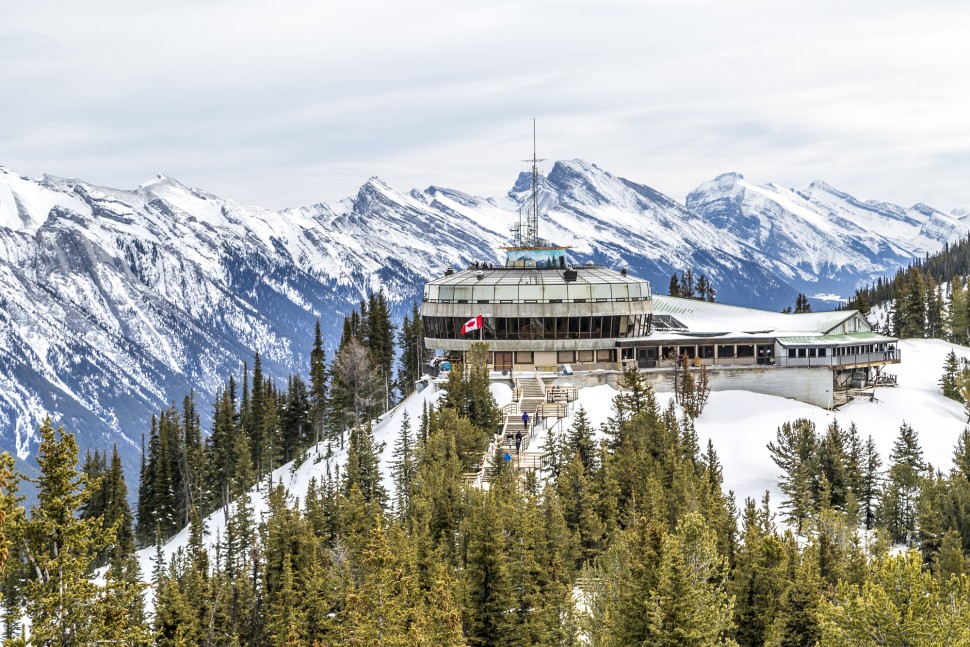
[424,281,651,303]
[786,343,895,358]
[488,349,616,370]
[423,315,652,340]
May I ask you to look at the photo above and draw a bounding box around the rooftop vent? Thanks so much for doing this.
[476,270,484,280]
[563,269,578,282]
[445,267,454,276]
[620,268,628,276]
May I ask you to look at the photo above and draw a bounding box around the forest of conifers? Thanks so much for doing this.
[2,284,970,645]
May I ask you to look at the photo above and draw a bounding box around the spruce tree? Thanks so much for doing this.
[17,418,150,645]
[768,419,818,534]
[880,422,926,545]
[390,411,416,519]
[645,512,736,645]
[941,350,961,400]
[309,318,329,446]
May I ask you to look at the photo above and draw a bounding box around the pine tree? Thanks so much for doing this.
[880,422,926,545]
[390,411,416,519]
[730,497,788,647]
[860,435,882,530]
[344,423,387,509]
[818,550,970,644]
[463,489,514,647]
[16,418,150,645]
[941,350,961,400]
[645,512,736,645]
[668,274,681,297]
[343,519,416,644]
[397,301,426,400]
[768,419,818,534]
[309,318,329,446]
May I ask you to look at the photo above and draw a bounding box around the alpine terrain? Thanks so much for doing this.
[0,161,966,479]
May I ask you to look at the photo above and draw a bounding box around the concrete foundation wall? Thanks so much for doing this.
[551,366,835,409]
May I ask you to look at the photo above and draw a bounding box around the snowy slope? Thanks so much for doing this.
[137,338,968,598]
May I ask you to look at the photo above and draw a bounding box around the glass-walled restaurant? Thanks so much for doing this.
[423,314,653,340]
[422,277,652,305]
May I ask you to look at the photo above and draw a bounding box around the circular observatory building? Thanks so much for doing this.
[421,167,653,373]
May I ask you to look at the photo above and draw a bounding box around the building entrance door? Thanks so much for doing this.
[494,352,513,372]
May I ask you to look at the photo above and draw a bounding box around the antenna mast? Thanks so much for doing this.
[524,118,544,247]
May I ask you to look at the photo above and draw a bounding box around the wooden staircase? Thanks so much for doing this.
[471,370,553,488]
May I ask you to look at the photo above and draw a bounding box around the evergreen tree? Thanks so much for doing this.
[309,318,329,446]
[16,418,150,645]
[880,422,926,545]
[668,274,681,297]
[818,550,970,645]
[390,412,417,519]
[645,512,736,645]
[396,301,426,399]
[941,350,961,400]
[860,435,882,530]
[768,419,818,534]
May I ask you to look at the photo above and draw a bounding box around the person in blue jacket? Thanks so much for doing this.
[522,410,529,430]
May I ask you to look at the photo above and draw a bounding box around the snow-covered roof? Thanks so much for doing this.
[774,332,897,346]
[429,264,647,288]
[651,295,865,337]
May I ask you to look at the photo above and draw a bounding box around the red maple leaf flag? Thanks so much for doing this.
[460,315,483,335]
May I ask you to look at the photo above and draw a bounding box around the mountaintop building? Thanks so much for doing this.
[420,150,898,409]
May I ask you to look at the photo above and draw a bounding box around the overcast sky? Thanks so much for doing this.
[2,0,968,211]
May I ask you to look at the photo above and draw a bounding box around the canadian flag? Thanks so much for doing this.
[460,315,483,335]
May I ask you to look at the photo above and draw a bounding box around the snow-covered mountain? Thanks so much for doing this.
[0,161,965,482]
[687,172,969,295]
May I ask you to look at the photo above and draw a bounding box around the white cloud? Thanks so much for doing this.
[0,0,968,211]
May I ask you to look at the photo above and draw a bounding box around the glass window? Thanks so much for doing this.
[544,317,556,338]
[611,284,629,300]
[590,284,612,300]
[819,348,827,357]
[519,285,542,302]
[494,285,518,301]
[568,284,591,301]
[797,348,806,358]
[718,345,736,358]
[628,283,640,299]
[596,349,613,361]
[700,345,714,359]
[737,345,754,357]
[556,317,569,340]
[788,348,797,358]
[515,351,533,364]
[545,284,568,300]
[577,350,594,362]
[472,285,494,302]
[568,317,581,339]
[557,351,574,363]
[454,286,472,301]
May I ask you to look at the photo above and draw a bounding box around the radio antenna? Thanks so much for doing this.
[522,118,544,247]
